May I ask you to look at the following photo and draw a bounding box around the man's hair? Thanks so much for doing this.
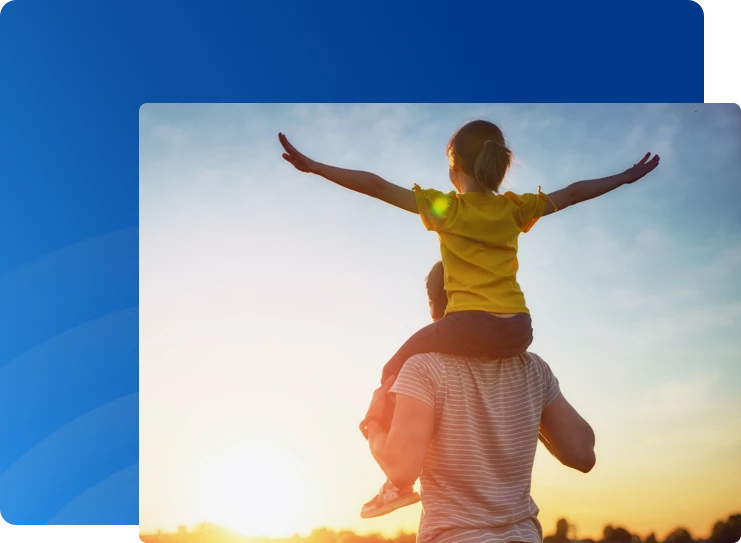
[425,260,448,321]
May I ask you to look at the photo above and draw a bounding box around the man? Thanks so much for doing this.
[362,261,596,543]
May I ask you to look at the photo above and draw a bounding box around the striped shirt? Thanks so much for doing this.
[390,352,560,543]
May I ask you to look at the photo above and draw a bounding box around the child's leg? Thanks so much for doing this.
[376,312,533,428]
[362,311,533,519]
[360,480,420,519]
[380,315,479,384]
[377,312,490,429]
[380,311,533,384]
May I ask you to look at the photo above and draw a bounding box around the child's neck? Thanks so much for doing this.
[459,176,492,194]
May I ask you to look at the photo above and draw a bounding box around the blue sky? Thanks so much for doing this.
[139,104,741,537]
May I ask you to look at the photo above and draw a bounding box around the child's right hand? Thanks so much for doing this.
[279,133,319,174]
[622,152,661,184]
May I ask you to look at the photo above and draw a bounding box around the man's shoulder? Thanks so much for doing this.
[402,352,447,374]
[508,352,557,382]
[397,353,448,389]
[407,351,556,382]
[521,351,556,377]
[410,351,549,365]
[402,351,555,376]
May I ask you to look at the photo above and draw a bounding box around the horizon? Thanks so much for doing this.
[138,512,741,542]
[139,104,741,539]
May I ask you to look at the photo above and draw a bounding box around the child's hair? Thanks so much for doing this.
[425,260,448,321]
[446,120,512,192]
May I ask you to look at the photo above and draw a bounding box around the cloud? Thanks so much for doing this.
[629,372,718,418]
[696,239,741,280]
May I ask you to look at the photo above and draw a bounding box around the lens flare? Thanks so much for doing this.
[431,195,450,218]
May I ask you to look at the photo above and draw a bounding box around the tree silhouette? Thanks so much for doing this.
[665,528,694,543]
[310,528,338,543]
[545,518,572,543]
[602,526,633,543]
[710,515,741,543]
[140,513,741,543]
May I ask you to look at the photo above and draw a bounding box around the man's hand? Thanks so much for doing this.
[279,133,319,173]
[621,152,660,184]
[365,375,396,422]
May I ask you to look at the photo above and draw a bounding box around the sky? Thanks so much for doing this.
[139,104,741,539]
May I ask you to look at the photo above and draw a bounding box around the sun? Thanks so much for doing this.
[194,438,310,537]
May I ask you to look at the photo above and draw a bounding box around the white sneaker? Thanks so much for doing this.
[360,481,420,519]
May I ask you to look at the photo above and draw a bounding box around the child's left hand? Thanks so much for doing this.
[279,133,318,173]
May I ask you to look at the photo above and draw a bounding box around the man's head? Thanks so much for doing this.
[425,260,448,321]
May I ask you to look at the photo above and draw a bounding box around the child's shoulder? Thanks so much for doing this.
[413,184,457,198]
[500,191,532,207]
[501,192,541,207]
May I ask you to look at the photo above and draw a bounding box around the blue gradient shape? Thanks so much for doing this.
[0,394,138,523]
[0,225,138,524]
[0,0,703,526]
[0,229,138,372]
[0,306,138,475]
[48,465,139,525]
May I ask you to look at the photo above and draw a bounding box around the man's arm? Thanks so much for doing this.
[367,393,435,488]
[539,393,596,473]
[542,152,660,216]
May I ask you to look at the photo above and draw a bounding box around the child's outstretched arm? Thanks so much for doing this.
[279,133,418,213]
[542,152,660,216]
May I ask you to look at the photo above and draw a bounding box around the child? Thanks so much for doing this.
[278,120,660,517]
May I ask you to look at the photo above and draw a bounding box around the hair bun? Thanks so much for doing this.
[447,120,512,192]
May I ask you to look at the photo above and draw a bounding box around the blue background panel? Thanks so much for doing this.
[0,0,703,525]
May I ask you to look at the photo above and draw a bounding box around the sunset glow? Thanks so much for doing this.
[194,440,310,537]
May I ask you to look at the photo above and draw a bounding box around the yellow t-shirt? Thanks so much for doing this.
[413,184,548,316]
